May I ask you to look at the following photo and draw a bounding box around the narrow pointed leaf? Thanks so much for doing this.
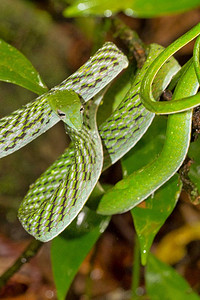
[131,174,182,265]
[51,207,110,300]
[0,39,47,95]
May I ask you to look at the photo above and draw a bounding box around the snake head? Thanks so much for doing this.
[47,89,84,131]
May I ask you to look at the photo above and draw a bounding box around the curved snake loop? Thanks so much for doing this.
[0,42,128,158]
[140,23,200,114]
[18,44,180,241]
[98,59,199,215]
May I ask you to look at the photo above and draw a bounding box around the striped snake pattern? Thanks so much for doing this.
[18,93,105,241]
[17,44,178,241]
[0,42,128,158]
[0,42,178,241]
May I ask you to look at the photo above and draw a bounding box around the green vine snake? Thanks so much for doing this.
[98,23,200,214]
[1,23,200,241]
[0,43,128,157]
[19,44,178,241]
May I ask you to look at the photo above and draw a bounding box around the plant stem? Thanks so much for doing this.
[132,234,141,299]
[0,239,43,289]
[84,239,100,299]
[111,17,147,68]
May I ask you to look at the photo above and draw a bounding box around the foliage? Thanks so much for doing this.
[51,207,110,300]
[0,38,47,95]
[64,0,200,17]
[146,254,200,300]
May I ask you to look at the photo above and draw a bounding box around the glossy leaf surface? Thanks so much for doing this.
[0,39,47,95]
[146,254,200,300]
[64,0,200,17]
[51,207,110,300]
[64,0,132,17]
[129,0,200,17]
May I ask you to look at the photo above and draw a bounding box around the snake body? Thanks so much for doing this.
[18,44,180,241]
[18,92,105,242]
[0,42,128,158]
[100,44,179,169]
[98,24,200,214]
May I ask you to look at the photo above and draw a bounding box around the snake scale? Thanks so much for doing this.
[0,42,128,158]
[19,92,106,241]
[15,44,179,241]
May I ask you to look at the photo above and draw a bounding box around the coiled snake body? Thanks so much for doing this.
[0,42,179,241]
[18,93,105,241]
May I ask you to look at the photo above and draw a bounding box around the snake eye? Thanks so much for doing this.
[80,106,84,112]
[57,109,66,118]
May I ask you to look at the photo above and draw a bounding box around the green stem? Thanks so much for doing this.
[0,239,42,289]
[132,234,141,299]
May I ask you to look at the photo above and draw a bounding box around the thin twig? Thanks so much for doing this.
[112,17,147,68]
[131,234,140,299]
[0,239,43,289]
[179,157,200,204]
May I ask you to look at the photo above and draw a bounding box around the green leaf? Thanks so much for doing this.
[86,182,106,210]
[131,174,182,266]
[146,254,200,300]
[0,39,47,95]
[51,207,110,300]
[63,0,200,17]
[64,0,132,17]
[129,0,200,18]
